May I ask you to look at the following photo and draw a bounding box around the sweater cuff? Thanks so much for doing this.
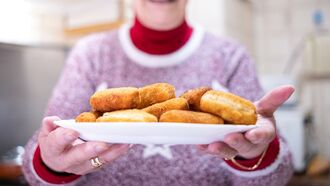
[224,135,280,171]
[32,146,81,184]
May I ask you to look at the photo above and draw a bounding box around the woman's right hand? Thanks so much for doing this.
[38,116,131,175]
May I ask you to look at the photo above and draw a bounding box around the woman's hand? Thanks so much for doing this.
[197,85,295,159]
[38,116,131,175]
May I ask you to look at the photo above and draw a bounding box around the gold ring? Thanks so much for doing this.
[90,157,103,168]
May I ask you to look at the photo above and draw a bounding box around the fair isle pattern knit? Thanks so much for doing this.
[22,25,294,186]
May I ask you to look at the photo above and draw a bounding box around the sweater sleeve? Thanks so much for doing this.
[22,37,99,185]
[22,131,84,186]
[221,138,294,186]
[220,45,294,185]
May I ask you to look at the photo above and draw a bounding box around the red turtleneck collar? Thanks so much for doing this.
[130,18,193,55]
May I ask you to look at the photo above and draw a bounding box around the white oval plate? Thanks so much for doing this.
[54,120,257,145]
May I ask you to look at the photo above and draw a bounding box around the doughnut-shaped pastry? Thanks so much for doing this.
[200,90,257,125]
[96,109,157,122]
[138,83,176,109]
[159,110,224,124]
[180,87,211,111]
[90,87,140,112]
[76,111,101,122]
[142,98,189,119]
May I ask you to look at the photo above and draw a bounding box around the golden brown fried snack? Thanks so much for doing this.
[200,90,257,125]
[142,98,189,119]
[96,109,157,122]
[138,83,176,109]
[90,87,140,112]
[180,87,211,111]
[75,111,101,122]
[159,110,224,124]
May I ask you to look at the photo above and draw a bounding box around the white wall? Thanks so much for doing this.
[253,0,330,75]
[187,0,226,36]
[0,0,120,46]
[0,0,254,52]
[187,0,254,58]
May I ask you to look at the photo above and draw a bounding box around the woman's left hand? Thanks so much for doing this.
[197,85,295,159]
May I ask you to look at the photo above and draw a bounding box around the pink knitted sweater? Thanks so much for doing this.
[22,24,293,186]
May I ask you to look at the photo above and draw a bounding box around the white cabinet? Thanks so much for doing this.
[276,108,305,171]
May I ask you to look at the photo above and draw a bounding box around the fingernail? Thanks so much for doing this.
[95,145,107,153]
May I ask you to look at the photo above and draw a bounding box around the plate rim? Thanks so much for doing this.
[54,119,257,129]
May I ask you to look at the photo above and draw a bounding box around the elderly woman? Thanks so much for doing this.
[22,0,294,185]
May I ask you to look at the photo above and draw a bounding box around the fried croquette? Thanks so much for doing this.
[180,87,211,111]
[138,83,176,109]
[90,87,140,112]
[200,90,257,125]
[78,83,258,125]
[75,111,101,122]
[159,110,224,124]
[96,109,157,122]
[142,98,189,119]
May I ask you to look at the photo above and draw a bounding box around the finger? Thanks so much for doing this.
[72,138,85,146]
[45,127,80,155]
[255,85,294,117]
[99,144,131,163]
[245,118,276,144]
[62,141,110,170]
[67,144,130,175]
[207,142,237,159]
[39,116,61,138]
[224,133,255,154]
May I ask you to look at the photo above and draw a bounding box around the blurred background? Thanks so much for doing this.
[0,0,329,185]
